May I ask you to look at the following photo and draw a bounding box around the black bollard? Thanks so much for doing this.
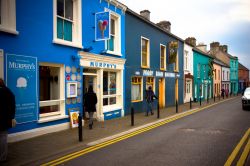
[200,97,201,106]
[157,101,160,119]
[214,95,215,102]
[78,114,83,142]
[131,107,134,126]
[190,97,192,109]
[176,100,178,113]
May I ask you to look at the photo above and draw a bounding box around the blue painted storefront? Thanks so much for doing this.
[125,10,184,115]
[0,0,126,141]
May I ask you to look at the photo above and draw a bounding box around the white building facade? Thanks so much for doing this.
[222,66,231,94]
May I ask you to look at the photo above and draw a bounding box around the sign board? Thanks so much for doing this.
[95,11,110,41]
[6,54,38,124]
[168,41,178,64]
[69,110,79,128]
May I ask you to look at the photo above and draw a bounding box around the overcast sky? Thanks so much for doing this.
[119,0,250,69]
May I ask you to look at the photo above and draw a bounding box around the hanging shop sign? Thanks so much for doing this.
[6,54,38,124]
[168,41,178,64]
[95,11,110,41]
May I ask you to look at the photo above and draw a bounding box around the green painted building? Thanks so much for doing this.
[230,57,238,94]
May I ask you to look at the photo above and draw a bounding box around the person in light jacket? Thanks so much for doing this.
[0,78,16,162]
[83,85,97,129]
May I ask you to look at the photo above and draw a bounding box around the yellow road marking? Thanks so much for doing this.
[237,138,250,166]
[224,128,250,166]
[42,97,237,166]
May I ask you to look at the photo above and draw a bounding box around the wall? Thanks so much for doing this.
[213,63,221,96]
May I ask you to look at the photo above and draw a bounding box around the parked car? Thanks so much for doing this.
[242,87,250,110]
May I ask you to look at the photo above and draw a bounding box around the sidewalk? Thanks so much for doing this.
[4,95,240,166]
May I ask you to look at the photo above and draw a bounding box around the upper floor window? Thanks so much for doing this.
[227,71,229,80]
[169,41,179,72]
[0,0,18,34]
[53,0,82,48]
[214,69,217,80]
[184,50,189,70]
[218,70,220,80]
[160,44,166,70]
[223,71,225,80]
[141,37,150,68]
[106,11,121,55]
[197,64,201,78]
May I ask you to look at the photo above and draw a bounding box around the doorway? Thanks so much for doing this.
[158,78,165,108]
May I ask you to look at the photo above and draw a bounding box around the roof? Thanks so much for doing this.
[238,62,249,71]
[192,47,213,59]
[213,58,230,67]
[126,8,184,43]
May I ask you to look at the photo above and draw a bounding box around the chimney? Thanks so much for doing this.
[140,10,150,20]
[197,43,207,52]
[210,42,220,53]
[185,37,196,47]
[157,21,171,32]
[219,45,228,53]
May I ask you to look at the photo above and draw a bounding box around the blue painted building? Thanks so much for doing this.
[0,0,126,142]
[125,9,184,114]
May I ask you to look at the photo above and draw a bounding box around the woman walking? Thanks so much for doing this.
[83,85,97,129]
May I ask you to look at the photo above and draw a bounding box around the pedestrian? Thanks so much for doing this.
[225,88,229,97]
[145,86,158,116]
[83,85,97,130]
[221,88,225,98]
[0,78,16,163]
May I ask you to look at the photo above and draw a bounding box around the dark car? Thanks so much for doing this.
[242,87,250,110]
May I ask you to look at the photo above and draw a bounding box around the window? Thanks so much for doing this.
[54,0,82,48]
[223,71,224,80]
[160,44,166,70]
[0,0,18,34]
[0,49,3,78]
[103,71,117,106]
[141,37,150,68]
[186,80,191,94]
[214,69,217,80]
[197,64,201,78]
[184,50,188,70]
[39,64,65,117]
[174,52,179,72]
[131,77,142,102]
[218,70,220,80]
[227,71,229,80]
[106,12,121,55]
[146,77,154,90]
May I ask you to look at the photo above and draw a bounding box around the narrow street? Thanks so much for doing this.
[51,97,250,166]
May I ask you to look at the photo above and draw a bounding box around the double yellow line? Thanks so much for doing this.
[42,98,235,166]
[224,128,250,166]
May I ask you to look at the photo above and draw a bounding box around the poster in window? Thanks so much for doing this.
[168,41,178,64]
[95,11,110,41]
[67,82,77,98]
[69,110,79,128]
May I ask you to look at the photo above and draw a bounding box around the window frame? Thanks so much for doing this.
[141,36,150,68]
[0,49,3,79]
[105,9,121,56]
[0,0,18,35]
[184,50,189,71]
[39,63,65,119]
[197,64,201,78]
[160,44,166,70]
[131,76,143,102]
[174,51,179,72]
[53,0,82,48]
[146,76,155,92]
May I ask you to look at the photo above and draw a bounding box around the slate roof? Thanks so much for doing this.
[238,62,249,71]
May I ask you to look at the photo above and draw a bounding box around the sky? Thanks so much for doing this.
[119,0,250,70]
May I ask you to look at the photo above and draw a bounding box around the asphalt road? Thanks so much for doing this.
[61,97,250,166]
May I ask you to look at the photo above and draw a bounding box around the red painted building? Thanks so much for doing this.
[238,62,249,93]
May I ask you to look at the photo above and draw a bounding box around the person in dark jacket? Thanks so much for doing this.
[145,86,158,116]
[0,78,16,162]
[83,85,97,129]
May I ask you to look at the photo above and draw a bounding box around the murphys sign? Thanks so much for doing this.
[95,11,110,41]
[6,54,38,124]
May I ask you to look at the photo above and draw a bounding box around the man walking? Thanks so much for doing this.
[0,78,16,162]
[145,86,158,116]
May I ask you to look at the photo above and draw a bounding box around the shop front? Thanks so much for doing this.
[79,52,125,121]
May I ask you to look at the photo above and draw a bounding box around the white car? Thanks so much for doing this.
[242,87,250,110]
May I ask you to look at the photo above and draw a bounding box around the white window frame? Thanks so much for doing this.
[39,63,65,119]
[141,36,150,68]
[0,0,18,35]
[105,8,121,56]
[184,50,189,71]
[131,76,143,102]
[53,0,82,48]
[0,49,3,78]
[160,44,166,70]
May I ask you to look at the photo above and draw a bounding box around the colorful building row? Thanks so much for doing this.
[0,0,248,142]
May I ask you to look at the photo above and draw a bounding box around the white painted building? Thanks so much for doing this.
[222,66,231,95]
[184,43,194,103]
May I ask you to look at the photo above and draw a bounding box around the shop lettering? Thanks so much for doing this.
[90,62,117,69]
[165,72,175,78]
[156,71,164,77]
[143,70,154,76]
[9,62,36,70]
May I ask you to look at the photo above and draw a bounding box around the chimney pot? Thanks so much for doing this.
[157,20,171,32]
[140,10,150,20]
[185,37,196,47]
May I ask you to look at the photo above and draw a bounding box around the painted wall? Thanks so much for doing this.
[125,12,184,115]
[184,44,193,75]
[230,58,238,94]
[0,0,126,141]
[193,50,213,101]
[213,63,221,97]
